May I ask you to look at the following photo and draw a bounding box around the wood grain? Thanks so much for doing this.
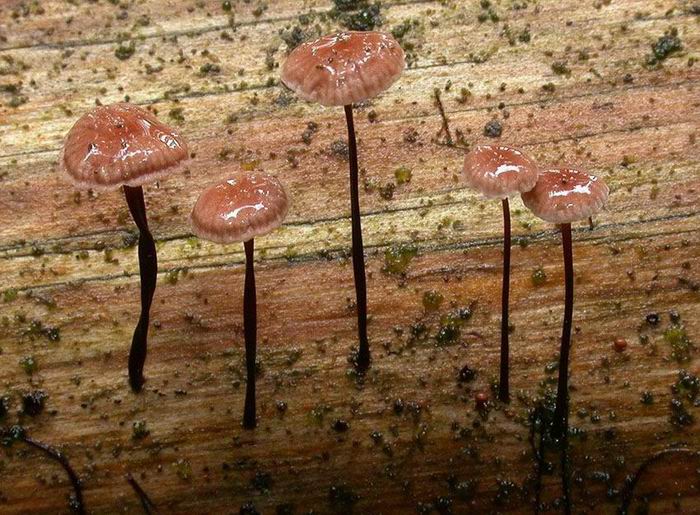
[1,0,699,513]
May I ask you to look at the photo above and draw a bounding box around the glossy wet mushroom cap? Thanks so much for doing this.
[191,172,289,244]
[281,31,405,107]
[61,103,188,190]
[462,145,539,199]
[521,168,609,224]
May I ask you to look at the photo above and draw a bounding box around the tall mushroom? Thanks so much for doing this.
[462,145,539,403]
[521,168,609,434]
[190,171,289,429]
[280,31,405,372]
[61,103,188,392]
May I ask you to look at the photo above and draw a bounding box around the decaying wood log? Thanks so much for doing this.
[0,0,698,513]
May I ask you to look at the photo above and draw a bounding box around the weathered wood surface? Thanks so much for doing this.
[0,0,699,513]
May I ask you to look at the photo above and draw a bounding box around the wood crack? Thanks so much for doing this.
[5,209,697,293]
[1,79,697,162]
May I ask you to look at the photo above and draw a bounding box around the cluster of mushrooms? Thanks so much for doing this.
[59,31,608,439]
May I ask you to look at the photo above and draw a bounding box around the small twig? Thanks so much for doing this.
[432,88,471,151]
[618,448,700,514]
[127,472,158,514]
[19,433,85,515]
[433,88,454,146]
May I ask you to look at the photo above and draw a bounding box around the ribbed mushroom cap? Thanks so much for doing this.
[462,145,539,199]
[521,168,609,224]
[281,31,405,107]
[191,172,289,244]
[61,103,188,190]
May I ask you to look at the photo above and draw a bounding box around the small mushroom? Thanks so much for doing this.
[521,168,609,436]
[61,103,188,392]
[190,171,289,429]
[462,145,539,403]
[281,31,405,372]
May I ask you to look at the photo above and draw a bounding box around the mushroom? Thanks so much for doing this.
[280,31,405,372]
[61,103,188,392]
[190,171,289,429]
[462,145,539,403]
[521,168,609,435]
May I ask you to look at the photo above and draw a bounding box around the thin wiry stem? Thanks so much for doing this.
[344,105,370,372]
[499,197,511,403]
[553,223,574,513]
[242,238,257,429]
[124,185,158,393]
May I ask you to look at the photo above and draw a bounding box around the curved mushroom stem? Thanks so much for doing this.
[344,105,370,372]
[243,238,257,429]
[499,197,511,403]
[554,222,574,436]
[124,185,158,393]
[554,223,574,513]
[21,435,85,514]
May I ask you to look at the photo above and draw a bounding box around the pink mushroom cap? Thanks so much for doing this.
[281,31,405,107]
[61,103,188,191]
[521,168,609,224]
[191,172,289,244]
[462,145,539,199]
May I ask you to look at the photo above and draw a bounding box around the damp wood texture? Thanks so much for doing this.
[1,0,699,513]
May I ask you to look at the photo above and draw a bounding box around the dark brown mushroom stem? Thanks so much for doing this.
[242,238,257,429]
[560,431,572,514]
[554,222,574,436]
[536,222,575,514]
[528,406,546,514]
[123,185,158,393]
[529,400,571,514]
[344,105,370,372]
[499,197,511,402]
[21,435,85,515]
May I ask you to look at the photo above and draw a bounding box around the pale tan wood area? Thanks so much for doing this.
[1,0,699,513]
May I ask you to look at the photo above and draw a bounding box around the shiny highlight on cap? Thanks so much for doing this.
[281,31,405,107]
[462,145,539,199]
[521,168,609,224]
[190,172,289,244]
